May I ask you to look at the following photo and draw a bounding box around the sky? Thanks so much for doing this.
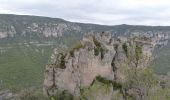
[0,0,170,26]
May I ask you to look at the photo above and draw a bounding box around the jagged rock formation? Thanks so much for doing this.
[43,32,157,100]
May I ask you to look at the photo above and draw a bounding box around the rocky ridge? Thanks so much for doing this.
[0,14,170,41]
[43,32,159,100]
[0,22,81,39]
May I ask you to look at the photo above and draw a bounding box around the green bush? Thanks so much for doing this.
[94,47,100,56]
[80,76,114,99]
[93,36,104,59]
[122,43,128,57]
[123,68,160,100]
[112,81,122,89]
[114,44,119,50]
[52,90,74,100]
[135,45,142,61]
[69,42,83,57]
[95,76,112,84]
[111,58,116,71]
[95,76,122,89]
[94,47,104,59]
[100,48,104,59]
[59,53,66,69]
[49,96,56,100]
[93,36,101,48]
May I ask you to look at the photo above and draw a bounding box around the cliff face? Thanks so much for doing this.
[43,32,157,99]
[0,25,16,38]
[0,14,170,40]
[0,21,81,39]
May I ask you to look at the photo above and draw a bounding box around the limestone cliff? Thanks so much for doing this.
[0,25,16,38]
[43,32,157,100]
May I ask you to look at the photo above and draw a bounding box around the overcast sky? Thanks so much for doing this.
[0,0,170,26]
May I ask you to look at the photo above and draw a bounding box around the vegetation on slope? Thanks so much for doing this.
[0,44,53,91]
[152,41,170,75]
[93,36,104,59]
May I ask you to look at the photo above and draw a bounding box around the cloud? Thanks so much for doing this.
[0,0,170,26]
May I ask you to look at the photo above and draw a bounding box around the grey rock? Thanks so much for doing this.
[0,90,13,100]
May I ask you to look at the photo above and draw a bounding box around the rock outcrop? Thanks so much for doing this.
[43,32,156,99]
[0,25,16,38]
[0,22,81,39]
[0,90,13,100]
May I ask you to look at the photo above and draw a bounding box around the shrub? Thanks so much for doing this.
[112,81,122,89]
[135,45,142,61]
[123,68,158,100]
[111,59,116,71]
[95,76,122,89]
[57,90,74,100]
[96,76,112,84]
[69,42,83,57]
[93,36,101,48]
[94,47,104,59]
[93,36,104,59]
[122,43,128,57]
[49,96,56,100]
[59,53,66,69]
[114,44,119,50]
[100,48,104,59]
[94,47,100,56]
